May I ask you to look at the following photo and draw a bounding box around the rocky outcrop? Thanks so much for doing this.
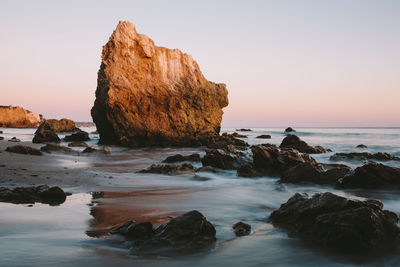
[64,130,90,142]
[201,148,244,170]
[0,185,67,205]
[206,133,249,150]
[40,144,73,153]
[162,153,201,163]
[0,105,42,128]
[6,145,42,155]
[357,144,368,148]
[256,134,271,139]
[330,152,400,161]
[270,192,400,255]
[232,222,251,236]
[337,162,400,189]
[284,127,296,132]
[32,122,60,143]
[236,128,252,132]
[91,21,228,147]
[68,141,88,147]
[38,119,78,132]
[82,146,110,155]
[138,163,195,175]
[280,135,329,154]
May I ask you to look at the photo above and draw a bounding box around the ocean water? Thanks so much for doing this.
[1,127,400,266]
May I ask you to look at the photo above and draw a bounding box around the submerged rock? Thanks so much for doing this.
[135,210,216,255]
[40,144,73,153]
[68,141,89,147]
[236,128,252,132]
[64,130,90,142]
[232,132,247,138]
[0,105,42,128]
[270,192,400,255]
[280,134,329,154]
[6,145,42,155]
[232,222,251,236]
[162,153,201,163]
[337,162,400,189]
[138,163,195,175]
[256,134,271,139]
[0,185,67,205]
[284,127,296,132]
[0,136,3,140]
[110,221,154,242]
[357,144,368,148]
[8,137,21,142]
[91,21,228,147]
[32,123,60,143]
[82,146,110,155]
[330,152,400,161]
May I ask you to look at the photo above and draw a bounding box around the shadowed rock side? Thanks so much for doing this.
[270,192,400,256]
[280,134,330,154]
[0,105,42,128]
[91,21,228,147]
[0,185,67,205]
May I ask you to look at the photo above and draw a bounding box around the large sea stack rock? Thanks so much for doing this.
[0,105,42,128]
[91,21,228,147]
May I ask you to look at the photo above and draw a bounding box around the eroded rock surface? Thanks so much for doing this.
[6,145,42,155]
[0,185,66,205]
[91,21,228,147]
[0,105,42,128]
[138,163,195,175]
[280,135,329,154]
[162,153,201,163]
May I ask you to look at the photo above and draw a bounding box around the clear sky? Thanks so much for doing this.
[0,0,399,127]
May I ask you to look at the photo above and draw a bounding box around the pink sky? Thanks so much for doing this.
[1,0,399,126]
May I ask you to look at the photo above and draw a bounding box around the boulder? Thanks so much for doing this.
[6,145,42,155]
[201,148,242,170]
[138,163,195,175]
[207,133,249,150]
[110,221,154,243]
[256,134,271,139]
[337,162,400,189]
[91,21,228,147]
[237,163,262,177]
[284,127,296,132]
[40,144,73,153]
[280,134,329,154]
[8,137,21,142]
[68,141,89,147]
[0,105,42,128]
[135,210,216,254]
[162,153,201,163]
[270,192,400,255]
[0,185,66,205]
[232,132,247,138]
[64,130,90,142]
[32,123,60,143]
[330,152,400,161]
[357,144,368,148]
[232,222,251,236]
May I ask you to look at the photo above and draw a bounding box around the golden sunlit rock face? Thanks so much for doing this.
[91,21,228,147]
[0,105,42,128]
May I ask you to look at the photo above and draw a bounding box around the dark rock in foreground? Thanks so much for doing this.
[284,127,296,132]
[270,192,400,255]
[330,152,400,161]
[32,123,60,143]
[202,148,243,170]
[256,134,271,139]
[280,162,351,185]
[138,163,195,175]
[0,136,4,140]
[136,210,216,255]
[162,153,201,163]
[110,221,154,243]
[0,185,67,205]
[40,144,73,153]
[64,130,90,142]
[6,145,42,155]
[357,144,368,148]
[337,162,400,189]
[280,134,329,154]
[232,222,251,236]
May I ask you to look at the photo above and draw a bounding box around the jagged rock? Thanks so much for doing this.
[357,144,368,148]
[0,185,66,205]
[270,192,400,255]
[40,144,73,153]
[232,132,247,138]
[6,145,42,155]
[280,162,350,185]
[0,105,42,128]
[256,134,271,139]
[134,210,216,255]
[82,146,110,154]
[201,148,242,170]
[280,135,329,154]
[64,130,90,142]
[330,152,400,161]
[232,222,251,236]
[162,153,201,163]
[235,128,252,132]
[284,127,296,132]
[207,133,249,150]
[68,141,89,147]
[138,163,195,175]
[8,137,20,142]
[91,21,228,147]
[32,123,60,143]
[337,162,400,189]
[249,144,317,176]
[38,119,78,132]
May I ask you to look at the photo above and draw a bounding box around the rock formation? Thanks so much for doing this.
[0,105,42,128]
[91,21,228,147]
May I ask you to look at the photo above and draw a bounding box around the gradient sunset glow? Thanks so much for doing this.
[1,0,399,127]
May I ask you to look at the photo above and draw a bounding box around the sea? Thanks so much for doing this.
[1,127,400,266]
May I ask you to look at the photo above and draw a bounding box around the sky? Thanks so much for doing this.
[0,0,399,127]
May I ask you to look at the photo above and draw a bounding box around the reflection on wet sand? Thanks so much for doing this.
[86,188,202,237]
